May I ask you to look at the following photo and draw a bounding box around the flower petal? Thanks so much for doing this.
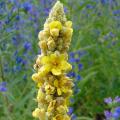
[38,65,51,76]
[41,56,50,64]
[54,80,59,87]
[52,68,61,75]
[60,61,72,71]
[57,88,62,95]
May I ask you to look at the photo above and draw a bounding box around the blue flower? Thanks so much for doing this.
[71,114,77,120]
[44,8,50,15]
[0,82,7,92]
[113,10,120,15]
[86,4,94,9]
[115,107,120,114]
[16,56,23,64]
[78,63,83,71]
[69,52,75,58]
[68,107,73,115]
[64,7,68,13]
[16,15,20,20]
[23,41,32,51]
[22,2,32,12]
[23,74,27,80]
[12,37,19,46]
[76,75,81,81]
[112,111,120,119]
[100,0,107,5]
[77,50,86,57]
[67,71,76,78]
[69,58,76,63]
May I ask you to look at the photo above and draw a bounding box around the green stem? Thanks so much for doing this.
[0,56,5,81]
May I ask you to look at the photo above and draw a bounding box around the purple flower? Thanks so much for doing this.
[114,96,120,103]
[104,97,112,104]
[113,10,120,15]
[104,110,112,120]
[64,7,68,13]
[68,107,73,115]
[0,82,7,92]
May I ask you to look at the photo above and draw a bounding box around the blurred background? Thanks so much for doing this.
[0,0,120,120]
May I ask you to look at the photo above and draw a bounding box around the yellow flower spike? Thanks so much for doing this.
[32,1,73,119]
[65,21,72,28]
[49,21,62,30]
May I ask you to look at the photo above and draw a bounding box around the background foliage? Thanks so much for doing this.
[0,0,120,120]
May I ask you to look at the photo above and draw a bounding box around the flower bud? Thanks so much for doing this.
[50,28,60,37]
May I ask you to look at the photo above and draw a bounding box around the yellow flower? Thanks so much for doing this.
[49,21,62,30]
[32,73,44,87]
[49,21,62,37]
[45,84,55,94]
[65,21,72,28]
[32,73,40,82]
[47,100,56,113]
[64,115,71,120]
[32,108,45,120]
[50,28,60,37]
[54,76,73,95]
[40,53,72,76]
[56,105,68,114]
[37,89,46,103]
[52,114,70,120]
[52,114,63,120]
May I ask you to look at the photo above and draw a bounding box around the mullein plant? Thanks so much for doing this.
[32,1,74,120]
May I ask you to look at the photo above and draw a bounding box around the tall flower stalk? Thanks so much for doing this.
[32,1,73,120]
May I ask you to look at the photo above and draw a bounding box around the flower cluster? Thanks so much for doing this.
[104,96,120,120]
[0,82,7,92]
[32,1,74,120]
